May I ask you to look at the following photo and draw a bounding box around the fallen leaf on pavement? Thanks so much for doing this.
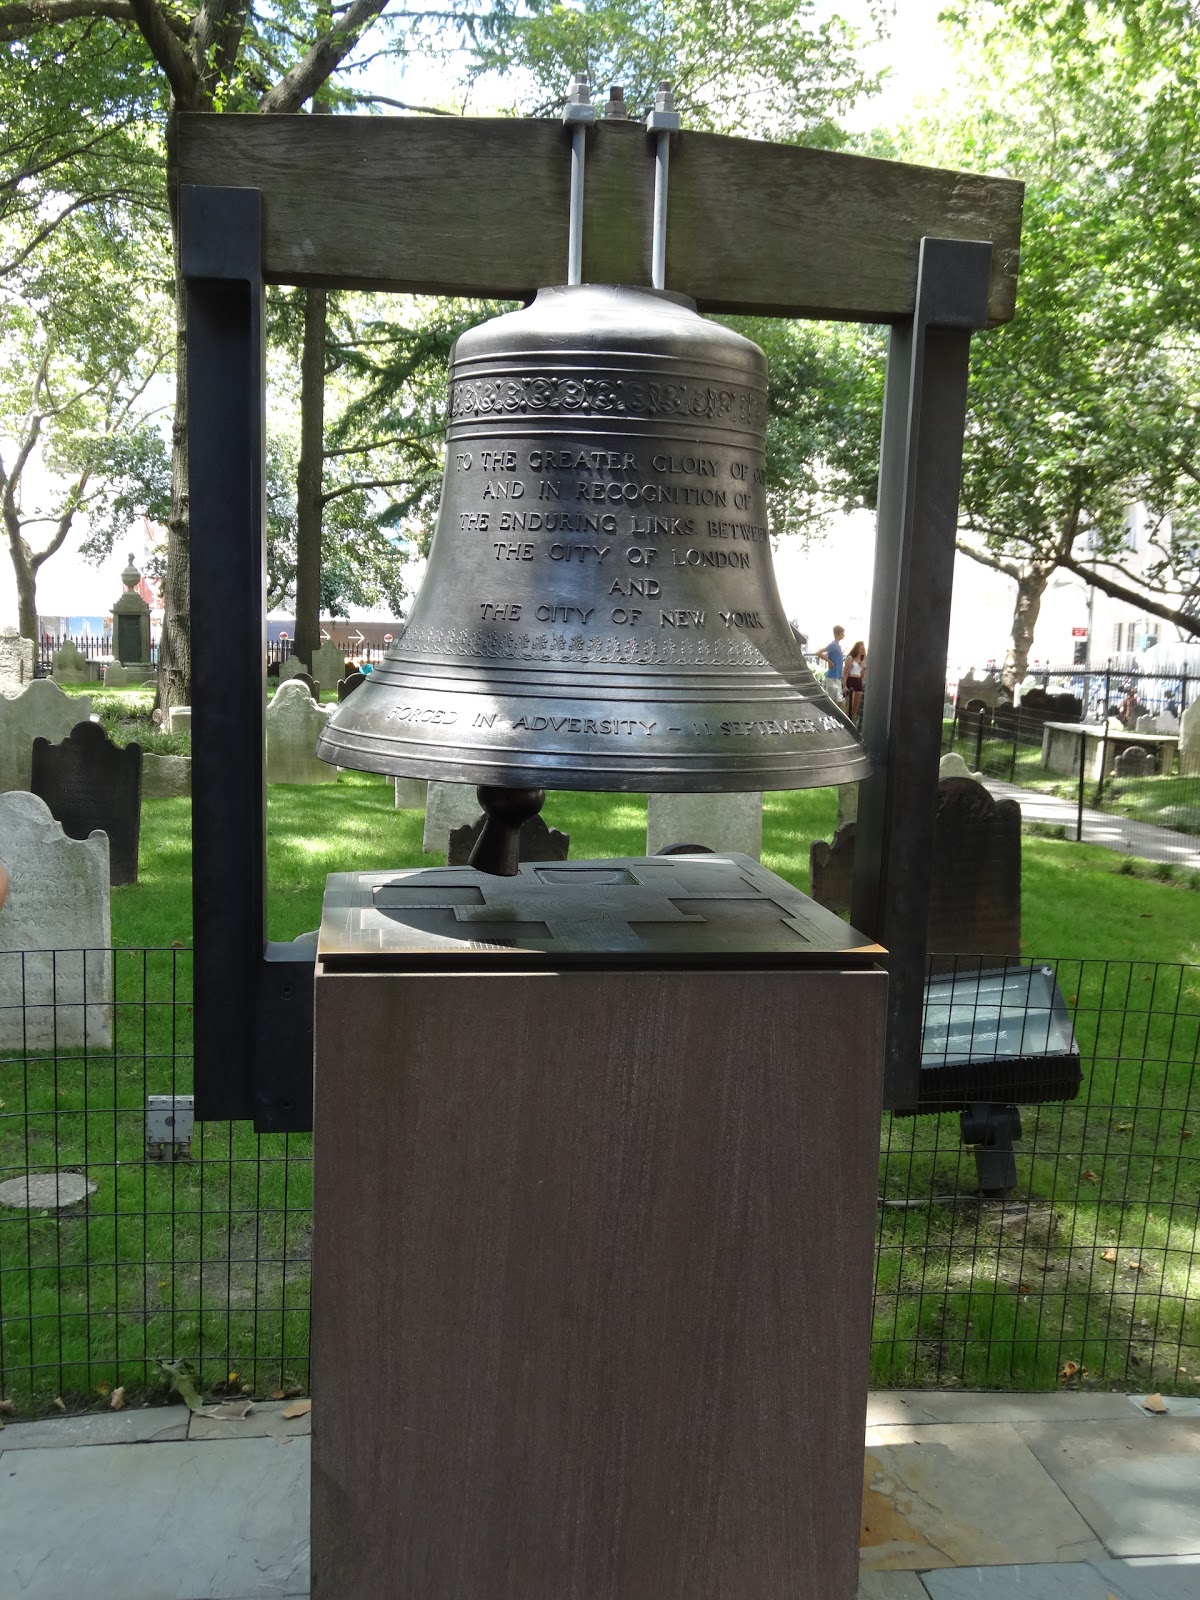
[281,1398,311,1419]
[208,1401,255,1420]
[1142,1393,1168,1414]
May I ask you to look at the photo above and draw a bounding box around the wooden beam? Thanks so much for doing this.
[177,113,1023,324]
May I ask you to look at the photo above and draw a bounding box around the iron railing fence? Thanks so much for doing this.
[1,949,1197,1412]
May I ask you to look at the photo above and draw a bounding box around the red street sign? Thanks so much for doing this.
[1071,627,1088,637]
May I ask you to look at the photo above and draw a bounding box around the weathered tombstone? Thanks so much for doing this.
[939,750,982,782]
[447,812,570,866]
[50,639,91,685]
[836,782,859,828]
[394,776,426,809]
[1159,706,1181,734]
[0,791,112,1050]
[289,670,319,700]
[422,780,483,856]
[0,679,93,793]
[311,641,347,694]
[31,722,143,886]
[278,655,308,683]
[955,670,1003,711]
[809,822,856,917]
[810,777,1021,968]
[1135,714,1159,734]
[1114,745,1152,779]
[646,792,763,860]
[0,627,35,691]
[338,671,366,701]
[1179,700,1200,775]
[167,705,192,737]
[111,554,153,669]
[265,679,335,784]
[142,753,192,798]
[103,660,155,687]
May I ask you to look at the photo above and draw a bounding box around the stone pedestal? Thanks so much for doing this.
[645,791,763,859]
[311,857,885,1600]
[111,554,152,671]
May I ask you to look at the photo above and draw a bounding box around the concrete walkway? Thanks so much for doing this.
[986,778,1200,871]
[1,1392,1197,1598]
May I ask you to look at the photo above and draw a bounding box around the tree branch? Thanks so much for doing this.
[257,0,392,113]
[342,90,455,115]
[0,0,187,40]
[127,0,205,105]
[1059,552,1200,639]
[955,539,1022,582]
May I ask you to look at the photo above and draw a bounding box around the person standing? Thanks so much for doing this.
[842,639,866,724]
[816,625,846,702]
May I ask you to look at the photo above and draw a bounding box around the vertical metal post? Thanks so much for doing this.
[563,75,595,286]
[182,184,314,1132]
[851,236,993,1112]
[645,83,680,292]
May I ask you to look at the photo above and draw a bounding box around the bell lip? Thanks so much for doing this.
[533,283,699,313]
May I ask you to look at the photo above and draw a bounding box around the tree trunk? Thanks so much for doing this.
[293,286,327,667]
[13,548,38,643]
[1001,565,1052,689]
[155,106,191,715]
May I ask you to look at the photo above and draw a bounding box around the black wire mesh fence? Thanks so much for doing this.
[1,948,1197,1412]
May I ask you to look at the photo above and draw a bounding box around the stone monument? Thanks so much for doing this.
[278,655,309,684]
[266,680,335,784]
[0,679,93,792]
[51,640,91,686]
[1113,745,1152,779]
[0,791,112,1050]
[0,627,35,692]
[422,781,485,857]
[646,792,763,860]
[394,777,426,809]
[1180,700,1200,776]
[31,721,143,886]
[109,554,154,681]
[167,705,192,737]
[311,641,347,693]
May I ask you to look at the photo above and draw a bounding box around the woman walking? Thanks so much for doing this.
[842,640,866,725]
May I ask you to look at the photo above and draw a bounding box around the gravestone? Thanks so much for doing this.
[0,628,35,691]
[1114,745,1152,779]
[394,777,426,809]
[646,792,763,860]
[0,680,93,792]
[836,782,859,828]
[993,688,1081,740]
[955,671,1003,711]
[448,812,570,866]
[111,554,152,668]
[50,640,91,685]
[31,721,143,886]
[1135,714,1159,734]
[0,791,112,1050]
[167,705,191,737]
[278,655,308,684]
[289,671,319,700]
[311,642,347,694]
[1158,706,1181,734]
[810,777,1021,967]
[142,753,191,798]
[266,680,335,784]
[104,661,155,688]
[338,671,366,701]
[422,781,483,856]
[939,750,983,782]
[1180,700,1200,775]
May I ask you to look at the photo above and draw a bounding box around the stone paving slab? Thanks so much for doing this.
[867,1392,1138,1427]
[859,1571,931,1597]
[188,1399,312,1440]
[922,1555,1200,1598]
[0,1436,310,1599]
[0,1407,188,1448]
[1016,1420,1200,1558]
[862,1423,1107,1571]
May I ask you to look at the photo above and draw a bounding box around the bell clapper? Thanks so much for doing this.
[469,786,547,877]
[645,83,680,291]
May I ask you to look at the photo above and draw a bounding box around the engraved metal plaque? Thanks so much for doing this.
[318,285,869,793]
[318,853,883,970]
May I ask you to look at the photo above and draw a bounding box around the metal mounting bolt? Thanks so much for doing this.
[603,84,627,119]
[563,72,595,125]
[646,81,680,131]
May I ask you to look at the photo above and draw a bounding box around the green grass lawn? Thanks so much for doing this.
[4,771,1200,1410]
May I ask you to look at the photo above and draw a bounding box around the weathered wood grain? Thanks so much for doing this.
[311,963,886,1599]
[178,113,1022,323]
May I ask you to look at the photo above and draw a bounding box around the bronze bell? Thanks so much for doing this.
[317,284,869,795]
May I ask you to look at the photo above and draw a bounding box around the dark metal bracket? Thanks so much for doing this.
[851,236,994,1113]
[183,179,992,1130]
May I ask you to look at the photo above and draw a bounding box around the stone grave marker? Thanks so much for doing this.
[646,792,763,860]
[104,661,155,687]
[836,782,859,827]
[50,639,91,685]
[0,679,93,793]
[809,776,1021,968]
[1113,745,1152,779]
[142,753,191,798]
[448,812,570,866]
[422,781,483,856]
[338,671,366,701]
[289,671,319,700]
[266,680,335,784]
[167,705,191,737]
[0,627,35,691]
[31,721,143,886]
[278,655,308,684]
[394,777,426,809]
[1180,700,1200,775]
[0,791,112,1050]
[939,750,983,782]
[1135,714,1159,734]
[311,642,347,694]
